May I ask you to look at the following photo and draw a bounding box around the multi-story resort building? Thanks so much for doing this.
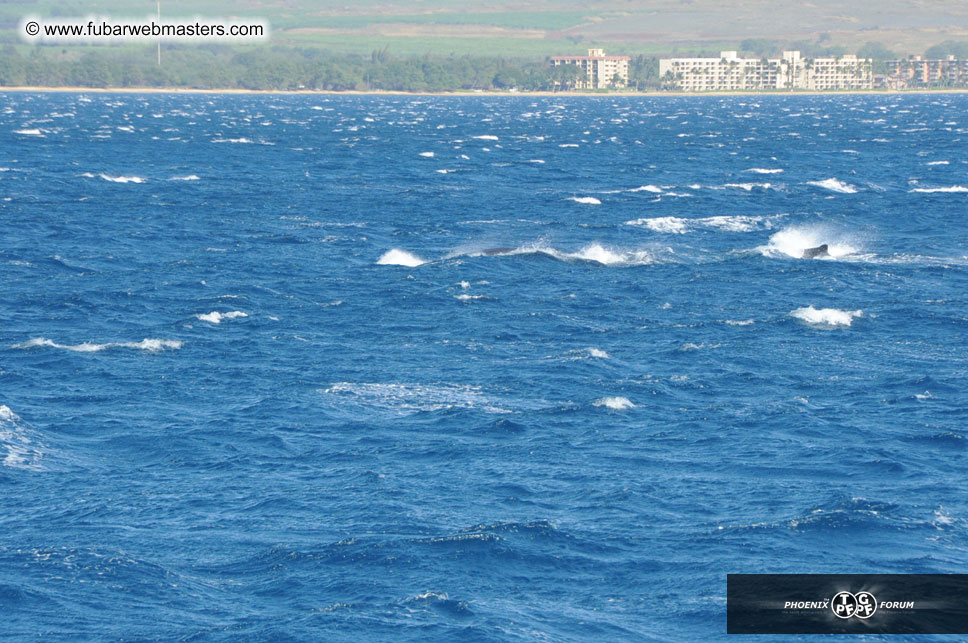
[659,51,873,91]
[549,49,631,89]
[883,56,968,89]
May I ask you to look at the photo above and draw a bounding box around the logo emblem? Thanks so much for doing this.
[832,591,877,619]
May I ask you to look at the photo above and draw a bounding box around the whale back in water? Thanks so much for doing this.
[802,244,829,259]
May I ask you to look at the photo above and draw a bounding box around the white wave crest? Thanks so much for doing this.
[98,174,145,183]
[746,168,783,174]
[791,306,863,327]
[629,184,663,193]
[12,338,183,352]
[321,382,509,414]
[594,396,635,410]
[758,226,859,259]
[910,186,968,193]
[568,196,601,205]
[14,128,44,136]
[472,135,499,141]
[807,178,857,194]
[724,182,772,191]
[196,311,247,324]
[377,249,426,267]
[464,243,657,266]
[0,406,44,471]
[419,151,435,157]
[169,175,200,181]
[627,215,775,234]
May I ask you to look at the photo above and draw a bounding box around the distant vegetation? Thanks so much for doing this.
[0,45,662,92]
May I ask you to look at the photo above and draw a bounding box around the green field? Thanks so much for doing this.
[2,0,967,59]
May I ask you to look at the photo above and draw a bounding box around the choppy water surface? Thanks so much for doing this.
[2,92,967,640]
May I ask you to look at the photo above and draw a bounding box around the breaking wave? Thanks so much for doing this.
[807,178,857,194]
[627,215,779,234]
[791,306,863,328]
[377,249,426,267]
[196,311,247,324]
[12,338,183,353]
[758,226,859,259]
[0,406,44,471]
[567,196,602,205]
[462,243,660,267]
[594,397,635,410]
[910,186,968,194]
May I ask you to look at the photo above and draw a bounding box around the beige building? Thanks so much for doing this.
[659,51,872,91]
[884,56,968,89]
[550,49,631,89]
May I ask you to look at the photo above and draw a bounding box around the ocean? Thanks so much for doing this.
[2,92,967,640]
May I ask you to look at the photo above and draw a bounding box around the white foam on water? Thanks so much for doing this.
[321,382,510,414]
[12,338,183,352]
[807,178,857,194]
[594,396,635,410]
[629,185,663,193]
[454,294,487,301]
[725,319,755,326]
[527,159,545,164]
[724,182,772,191]
[98,174,146,183]
[169,175,200,181]
[910,186,968,193]
[587,348,610,358]
[377,249,426,267]
[196,311,247,324]
[627,215,777,234]
[745,168,783,174]
[460,243,657,266]
[926,161,949,166]
[435,169,457,174]
[567,196,601,205]
[14,128,44,136]
[458,281,470,289]
[472,135,499,140]
[0,406,44,471]
[559,143,579,148]
[212,137,253,144]
[630,216,689,234]
[419,151,435,157]
[758,226,859,259]
[791,306,863,328]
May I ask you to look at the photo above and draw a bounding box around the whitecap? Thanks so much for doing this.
[910,186,968,193]
[807,178,857,194]
[169,175,200,181]
[472,135,499,141]
[14,129,44,136]
[12,338,182,352]
[758,226,859,259]
[97,174,146,184]
[791,306,862,328]
[377,249,426,267]
[594,396,635,410]
[321,382,510,414]
[0,406,44,471]
[567,196,601,205]
[629,185,663,193]
[196,311,247,324]
[419,151,435,157]
[745,168,783,174]
[724,182,772,191]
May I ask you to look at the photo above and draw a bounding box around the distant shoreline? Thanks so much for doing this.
[3,85,968,97]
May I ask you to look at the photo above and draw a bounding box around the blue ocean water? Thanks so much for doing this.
[1,92,967,640]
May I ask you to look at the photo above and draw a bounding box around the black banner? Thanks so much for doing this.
[727,574,968,634]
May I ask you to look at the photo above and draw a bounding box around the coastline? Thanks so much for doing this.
[3,85,968,97]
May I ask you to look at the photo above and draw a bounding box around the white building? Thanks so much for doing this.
[659,51,872,91]
[550,49,631,89]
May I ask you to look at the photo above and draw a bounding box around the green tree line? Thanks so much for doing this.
[0,45,664,91]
